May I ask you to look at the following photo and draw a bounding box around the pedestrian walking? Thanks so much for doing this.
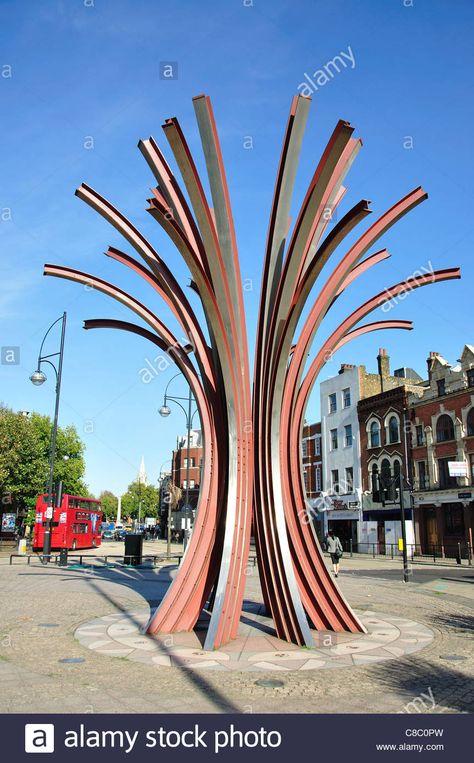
[326,529,343,577]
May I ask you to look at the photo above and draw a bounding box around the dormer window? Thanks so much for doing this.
[467,369,474,388]
[437,378,446,396]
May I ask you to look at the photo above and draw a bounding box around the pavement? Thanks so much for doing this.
[0,545,473,714]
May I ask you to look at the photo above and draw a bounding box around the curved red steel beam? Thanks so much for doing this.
[289,271,461,611]
[252,95,311,629]
[43,268,223,633]
[282,320,413,631]
[193,94,253,646]
[83,319,223,633]
[279,248,395,632]
[105,246,217,400]
[154,111,251,649]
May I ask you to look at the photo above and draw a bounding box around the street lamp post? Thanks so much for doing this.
[30,312,67,560]
[159,372,199,547]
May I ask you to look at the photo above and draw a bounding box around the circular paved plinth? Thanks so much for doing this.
[75,602,433,672]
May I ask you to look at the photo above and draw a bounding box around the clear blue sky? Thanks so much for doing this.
[1,0,473,497]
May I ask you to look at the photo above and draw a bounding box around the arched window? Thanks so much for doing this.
[436,414,454,442]
[467,409,474,437]
[370,420,380,448]
[388,416,400,444]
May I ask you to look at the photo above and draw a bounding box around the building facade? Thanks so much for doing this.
[320,363,362,545]
[320,349,423,548]
[408,346,474,557]
[171,429,203,495]
[302,422,322,500]
[358,381,422,553]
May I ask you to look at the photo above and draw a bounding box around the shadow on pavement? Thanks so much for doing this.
[364,655,473,713]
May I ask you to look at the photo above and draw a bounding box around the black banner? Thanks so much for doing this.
[2,713,469,761]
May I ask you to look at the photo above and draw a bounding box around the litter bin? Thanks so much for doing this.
[124,534,143,566]
[58,548,68,567]
[18,538,27,555]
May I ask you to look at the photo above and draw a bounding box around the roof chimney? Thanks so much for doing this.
[377,348,390,383]
[427,352,439,381]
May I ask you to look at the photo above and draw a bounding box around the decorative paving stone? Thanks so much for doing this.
[74,607,434,673]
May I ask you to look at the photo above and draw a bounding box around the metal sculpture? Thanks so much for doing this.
[44,94,460,650]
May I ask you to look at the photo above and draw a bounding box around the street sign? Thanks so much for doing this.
[458,492,472,500]
[45,506,53,520]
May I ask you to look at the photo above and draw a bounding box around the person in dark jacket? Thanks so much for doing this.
[325,529,343,577]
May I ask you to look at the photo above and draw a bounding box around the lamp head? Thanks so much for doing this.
[159,405,171,417]
[30,370,47,386]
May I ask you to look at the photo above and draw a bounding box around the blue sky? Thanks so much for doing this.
[1,0,473,497]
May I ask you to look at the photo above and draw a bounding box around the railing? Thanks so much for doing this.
[9,552,183,567]
[340,539,472,565]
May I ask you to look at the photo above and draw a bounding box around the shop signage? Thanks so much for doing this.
[458,492,472,500]
[448,461,468,477]
[1,513,16,533]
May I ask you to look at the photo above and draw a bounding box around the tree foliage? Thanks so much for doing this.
[121,480,160,520]
[0,405,89,514]
[99,490,118,520]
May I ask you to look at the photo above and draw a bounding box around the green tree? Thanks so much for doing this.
[0,405,89,517]
[99,490,118,521]
[121,480,159,521]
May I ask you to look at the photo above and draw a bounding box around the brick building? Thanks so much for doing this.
[321,348,423,547]
[358,377,423,553]
[171,429,203,510]
[408,346,474,556]
[301,422,322,502]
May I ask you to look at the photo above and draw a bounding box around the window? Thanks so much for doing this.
[303,470,308,490]
[418,461,428,490]
[470,455,474,485]
[302,440,308,458]
[467,369,474,388]
[183,457,195,468]
[189,480,195,488]
[331,469,339,493]
[370,420,380,448]
[315,465,322,492]
[467,409,474,437]
[416,425,424,446]
[437,378,446,396]
[371,464,380,501]
[315,437,321,456]
[444,504,465,536]
[329,393,337,413]
[344,424,353,447]
[436,414,454,443]
[342,388,351,408]
[388,415,400,444]
[438,458,457,489]
[330,429,338,450]
[345,467,354,493]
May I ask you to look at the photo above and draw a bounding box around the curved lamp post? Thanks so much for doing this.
[30,312,67,559]
[159,372,199,544]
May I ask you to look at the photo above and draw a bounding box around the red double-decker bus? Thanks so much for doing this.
[33,494,102,551]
